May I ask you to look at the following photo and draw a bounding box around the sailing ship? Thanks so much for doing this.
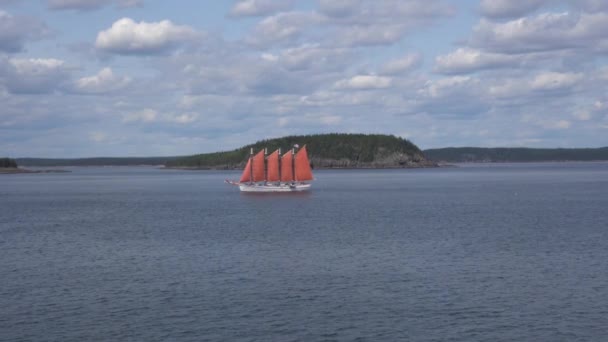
[226,145,314,192]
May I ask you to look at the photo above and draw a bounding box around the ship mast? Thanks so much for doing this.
[264,147,268,184]
[278,148,282,184]
[292,147,296,183]
[249,147,253,184]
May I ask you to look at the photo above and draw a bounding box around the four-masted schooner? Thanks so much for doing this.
[226,145,314,192]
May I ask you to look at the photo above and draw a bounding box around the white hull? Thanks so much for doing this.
[238,183,311,192]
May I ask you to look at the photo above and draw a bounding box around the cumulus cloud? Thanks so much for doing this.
[89,131,108,142]
[246,0,453,48]
[322,0,453,47]
[381,53,422,75]
[4,1,608,157]
[75,67,131,94]
[434,48,522,74]
[332,24,405,47]
[422,76,477,99]
[1,57,70,94]
[480,0,608,19]
[246,11,320,47]
[0,10,49,53]
[47,0,142,11]
[95,18,200,55]
[470,12,608,54]
[228,0,293,17]
[261,44,352,71]
[487,72,583,99]
[530,71,583,91]
[334,75,392,90]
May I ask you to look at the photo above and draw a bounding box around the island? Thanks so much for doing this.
[1,157,70,174]
[165,134,437,169]
[0,158,22,173]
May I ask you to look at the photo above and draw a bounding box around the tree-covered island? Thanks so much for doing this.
[165,133,437,169]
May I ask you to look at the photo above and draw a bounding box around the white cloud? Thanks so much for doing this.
[246,11,319,47]
[246,1,453,48]
[89,131,107,142]
[170,113,198,124]
[434,48,521,74]
[2,57,70,94]
[9,57,64,72]
[424,76,474,98]
[333,24,405,47]
[334,75,392,90]
[95,18,200,55]
[480,0,608,19]
[123,108,158,123]
[381,53,422,75]
[229,0,293,17]
[262,44,352,71]
[319,0,454,47]
[47,0,142,10]
[470,12,608,54]
[75,67,131,94]
[488,79,525,99]
[530,71,582,91]
[3,1,608,157]
[487,72,584,100]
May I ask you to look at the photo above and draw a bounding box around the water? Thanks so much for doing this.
[1,163,608,341]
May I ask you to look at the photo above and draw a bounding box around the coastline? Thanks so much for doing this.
[0,168,71,174]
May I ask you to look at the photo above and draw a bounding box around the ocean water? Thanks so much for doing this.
[1,163,607,341]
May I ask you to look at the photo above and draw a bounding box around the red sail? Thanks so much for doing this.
[295,145,313,181]
[252,149,265,182]
[281,150,293,182]
[239,158,252,183]
[267,150,280,182]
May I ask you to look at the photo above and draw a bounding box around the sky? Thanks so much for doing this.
[1,0,608,158]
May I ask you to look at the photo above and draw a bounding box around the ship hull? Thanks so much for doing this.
[239,183,311,192]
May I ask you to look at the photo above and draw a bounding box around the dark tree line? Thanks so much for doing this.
[423,147,608,162]
[0,158,18,168]
[16,156,182,167]
[165,133,424,168]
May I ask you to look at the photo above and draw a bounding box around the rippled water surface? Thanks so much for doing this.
[1,163,608,341]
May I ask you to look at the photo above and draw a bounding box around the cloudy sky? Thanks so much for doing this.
[1,0,607,157]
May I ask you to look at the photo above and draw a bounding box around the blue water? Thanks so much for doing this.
[1,163,608,341]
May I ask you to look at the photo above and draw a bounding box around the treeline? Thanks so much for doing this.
[166,133,431,168]
[423,147,608,163]
[0,158,18,168]
[16,157,182,167]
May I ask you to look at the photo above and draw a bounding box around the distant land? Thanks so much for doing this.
[424,147,608,163]
[15,134,434,169]
[0,157,70,174]
[166,134,434,169]
[16,156,182,167]
[11,136,608,168]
